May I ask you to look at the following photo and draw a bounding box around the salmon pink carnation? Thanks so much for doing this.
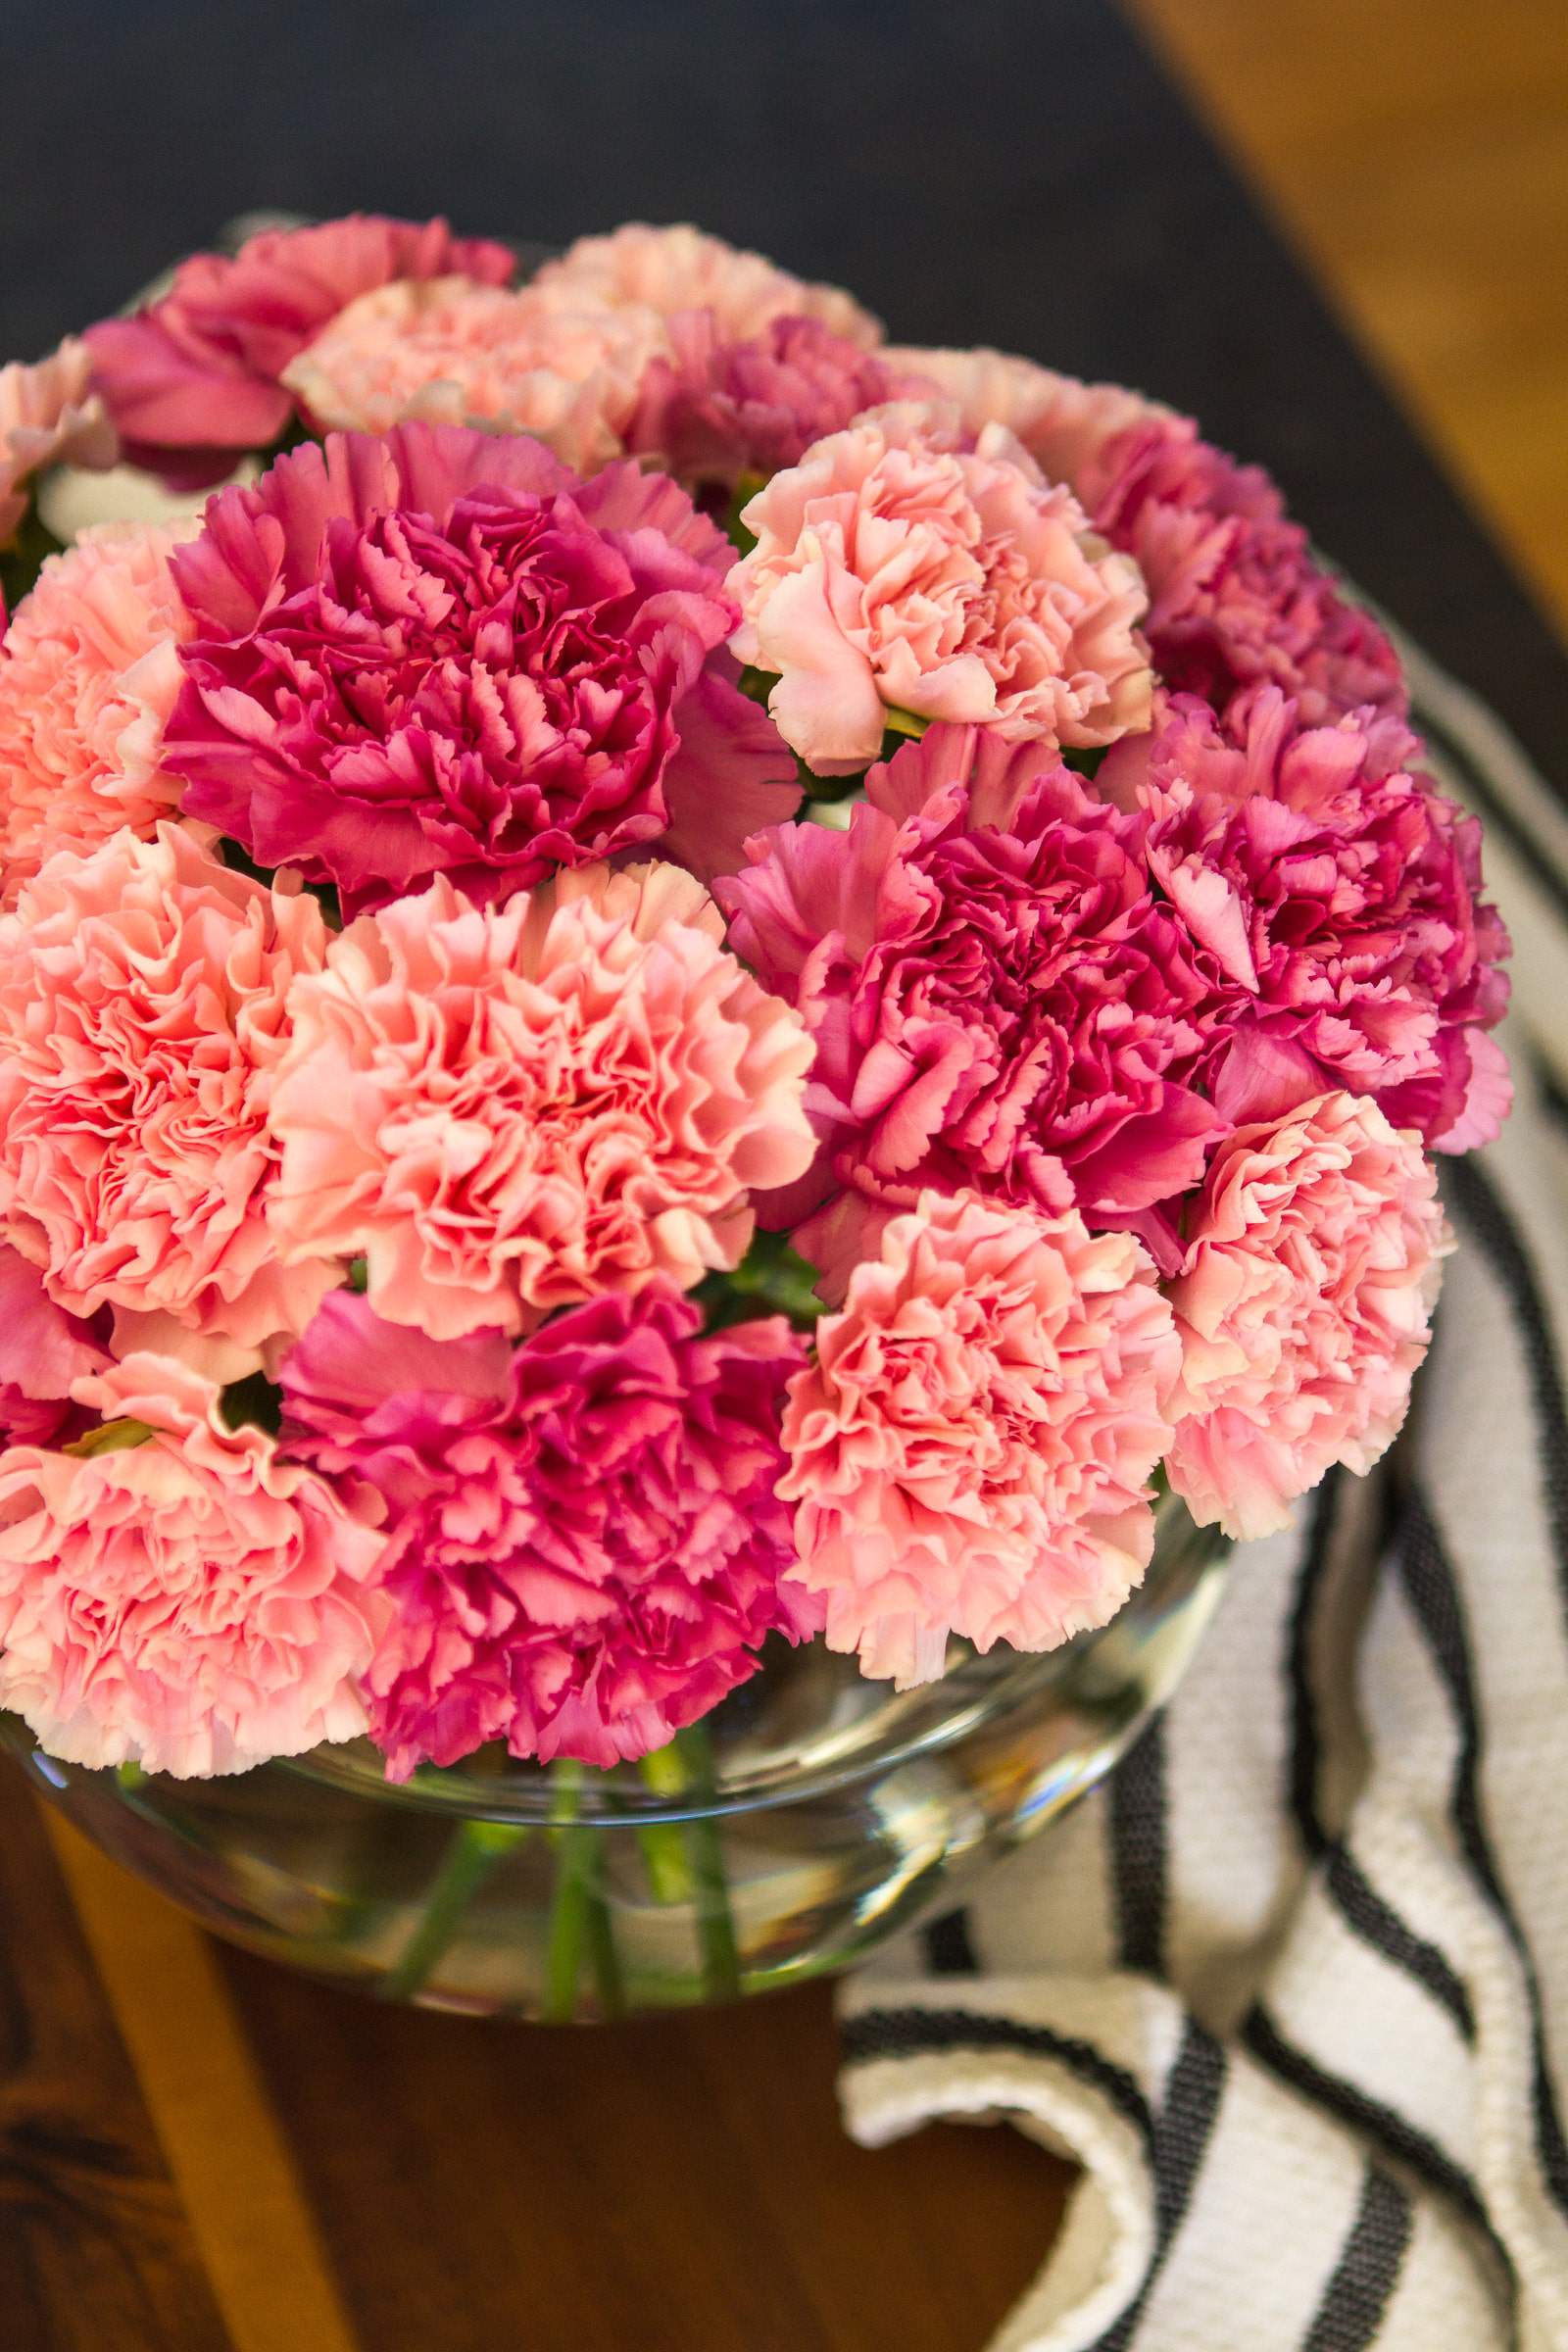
[84,214,515,481]
[166,422,799,910]
[728,404,1152,773]
[279,1285,815,1773]
[0,1353,384,1776]
[534,222,881,348]
[1164,1093,1449,1540]
[780,1190,1179,1688]
[0,521,197,901]
[0,1246,108,1450]
[720,730,1224,1291]
[0,824,338,1362]
[883,345,1170,509]
[1119,687,1512,1152]
[280,275,669,473]
[627,314,931,491]
[0,339,117,542]
[268,860,815,1340]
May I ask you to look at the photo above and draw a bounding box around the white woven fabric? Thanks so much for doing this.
[837,641,1568,2351]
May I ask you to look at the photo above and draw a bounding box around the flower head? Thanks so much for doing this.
[0,521,197,902]
[0,1353,384,1776]
[1117,687,1511,1152]
[280,1285,814,1773]
[780,1190,1179,1687]
[84,214,515,479]
[883,344,1169,508]
[0,339,117,542]
[720,726,1225,1290]
[533,221,881,347]
[0,1246,109,1449]
[268,860,815,1340]
[728,404,1152,773]
[281,275,669,473]
[0,825,337,1363]
[1164,1093,1449,1538]
[166,422,798,911]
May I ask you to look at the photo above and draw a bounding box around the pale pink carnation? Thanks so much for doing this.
[268,860,815,1341]
[0,825,339,1360]
[780,1191,1179,1687]
[1164,1093,1450,1540]
[534,222,881,348]
[0,1352,384,1776]
[728,404,1152,773]
[84,214,515,480]
[280,275,668,473]
[0,521,197,902]
[0,339,118,541]
[884,345,1171,507]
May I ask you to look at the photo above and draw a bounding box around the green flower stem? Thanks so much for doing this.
[542,1764,624,2023]
[635,1741,696,1904]
[380,1817,527,2004]
[671,1726,741,2002]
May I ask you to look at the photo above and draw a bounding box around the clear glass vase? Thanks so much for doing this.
[3,1497,1227,2021]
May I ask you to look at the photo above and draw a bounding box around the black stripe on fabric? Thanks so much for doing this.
[1287,1473,1477,2043]
[1089,2021,1227,2352]
[1444,1154,1568,1617]
[1301,2166,1415,2352]
[920,1909,979,1976]
[840,2006,1153,2153]
[1396,1491,1568,2220]
[1109,1714,1167,1976]
[1413,697,1568,927]
[1536,1055,1568,1136]
[1242,2006,1501,2258]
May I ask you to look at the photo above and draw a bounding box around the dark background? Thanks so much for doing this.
[3,0,1563,773]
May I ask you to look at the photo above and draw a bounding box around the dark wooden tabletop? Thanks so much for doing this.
[3,6,1566,2349]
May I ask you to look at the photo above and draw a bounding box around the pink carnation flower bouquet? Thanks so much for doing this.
[0,217,1507,2008]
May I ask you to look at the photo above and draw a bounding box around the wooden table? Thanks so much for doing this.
[3,5,1565,2347]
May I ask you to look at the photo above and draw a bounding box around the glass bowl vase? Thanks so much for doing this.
[3,1496,1227,2022]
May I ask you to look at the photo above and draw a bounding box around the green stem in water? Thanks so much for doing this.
[635,1740,695,1904]
[380,1817,527,2004]
[671,1725,741,2002]
[542,1764,624,2023]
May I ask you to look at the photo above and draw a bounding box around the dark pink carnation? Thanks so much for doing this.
[165,423,800,912]
[84,214,515,483]
[0,1245,108,1449]
[1115,687,1511,1152]
[1092,416,1405,728]
[625,312,932,490]
[719,723,1226,1292]
[279,1286,817,1775]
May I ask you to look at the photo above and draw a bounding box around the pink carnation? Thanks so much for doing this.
[84,214,515,481]
[780,1190,1179,1687]
[280,275,668,473]
[1164,1093,1450,1540]
[728,404,1152,773]
[719,729,1224,1292]
[1091,416,1405,726]
[533,221,881,348]
[627,313,932,490]
[0,521,197,902]
[0,339,118,542]
[1118,687,1511,1152]
[0,1246,109,1449]
[0,825,339,1363]
[883,345,1170,508]
[166,422,799,911]
[268,860,815,1341]
[0,1352,384,1776]
[279,1285,816,1774]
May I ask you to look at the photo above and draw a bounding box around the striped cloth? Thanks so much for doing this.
[836,640,1568,2352]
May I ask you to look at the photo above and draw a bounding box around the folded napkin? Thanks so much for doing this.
[837,640,1568,2352]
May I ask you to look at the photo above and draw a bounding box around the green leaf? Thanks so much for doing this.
[694,1229,824,1331]
[64,1418,153,1459]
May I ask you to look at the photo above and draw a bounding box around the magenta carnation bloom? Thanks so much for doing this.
[268,860,815,1340]
[84,214,514,481]
[626,313,931,491]
[1119,687,1511,1152]
[0,1352,384,1777]
[165,422,799,911]
[780,1190,1179,1688]
[719,727,1225,1292]
[1091,416,1404,727]
[279,1285,816,1774]
[1165,1094,1449,1539]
